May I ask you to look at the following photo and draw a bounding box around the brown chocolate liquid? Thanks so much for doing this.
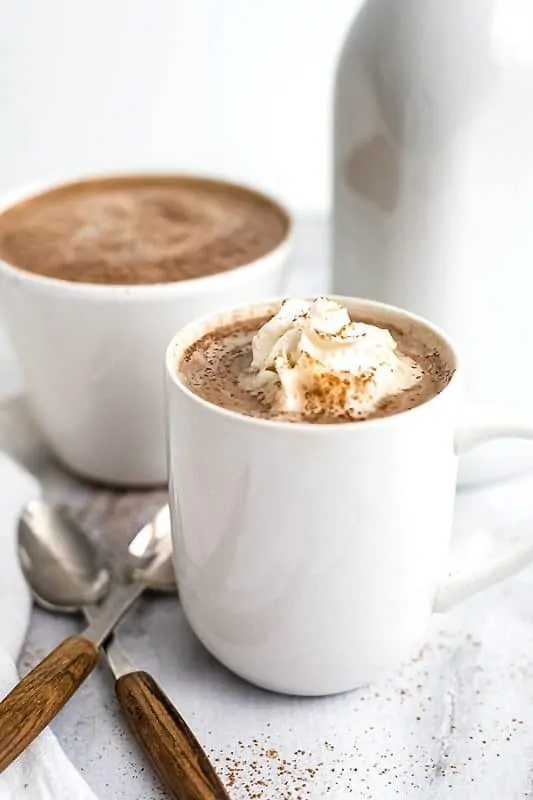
[0,176,288,285]
[180,315,452,423]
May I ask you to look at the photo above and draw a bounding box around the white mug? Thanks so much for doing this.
[0,173,292,486]
[166,296,533,696]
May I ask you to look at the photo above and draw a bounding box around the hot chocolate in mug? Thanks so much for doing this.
[0,172,292,486]
[165,296,533,696]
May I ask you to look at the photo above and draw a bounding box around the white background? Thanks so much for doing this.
[0,0,363,215]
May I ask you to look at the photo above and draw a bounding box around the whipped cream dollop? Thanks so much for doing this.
[240,297,422,418]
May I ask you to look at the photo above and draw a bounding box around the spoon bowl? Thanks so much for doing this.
[19,501,176,614]
[127,505,176,593]
[18,501,110,613]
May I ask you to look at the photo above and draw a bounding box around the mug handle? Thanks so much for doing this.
[434,407,533,612]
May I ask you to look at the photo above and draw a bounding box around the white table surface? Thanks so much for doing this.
[2,218,533,799]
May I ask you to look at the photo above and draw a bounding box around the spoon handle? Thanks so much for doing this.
[0,635,98,772]
[115,670,230,800]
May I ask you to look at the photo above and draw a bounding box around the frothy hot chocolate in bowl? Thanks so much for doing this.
[0,176,289,285]
[180,298,452,423]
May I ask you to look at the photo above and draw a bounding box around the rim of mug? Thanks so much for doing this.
[165,295,462,433]
[0,170,293,299]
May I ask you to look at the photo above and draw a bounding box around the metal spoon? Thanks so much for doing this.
[71,504,227,800]
[126,503,176,593]
[0,505,142,771]
[0,502,229,800]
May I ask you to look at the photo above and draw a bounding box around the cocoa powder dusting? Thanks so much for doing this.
[0,176,288,285]
[180,314,452,424]
[211,738,362,798]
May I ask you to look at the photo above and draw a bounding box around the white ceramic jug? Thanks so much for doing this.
[333,0,533,483]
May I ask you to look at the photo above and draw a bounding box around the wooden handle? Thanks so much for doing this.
[0,635,99,773]
[116,671,230,800]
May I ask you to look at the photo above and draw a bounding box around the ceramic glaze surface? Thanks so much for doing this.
[166,297,533,696]
[333,0,533,482]
[0,175,291,486]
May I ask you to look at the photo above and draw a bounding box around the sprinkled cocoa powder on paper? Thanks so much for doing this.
[210,738,363,798]
[201,630,529,798]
